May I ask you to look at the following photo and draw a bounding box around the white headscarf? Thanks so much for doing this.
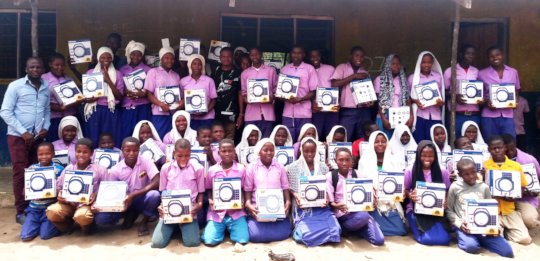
[383,124,417,171]
[125,40,146,65]
[410,51,445,131]
[187,54,206,76]
[298,137,323,175]
[132,120,162,143]
[269,124,293,146]
[235,124,262,156]
[461,121,485,146]
[254,138,275,158]
[357,131,388,179]
[325,125,347,143]
[430,123,451,154]
[57,116,83,141]
[234,46,248,55]
[159,46,175,62]
[84,47,118,120]
[297,123,319,142]
[170,111,197,145]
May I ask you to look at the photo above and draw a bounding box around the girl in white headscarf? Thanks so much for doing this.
[235,124,262,161]
[84,47,125,146]
[293,123,323,160]
[409,51,445,142]
[163,110,198,147]
[132,120,166,152]
[52,116,84,165]
[119,40,152,140]
[325,125,348,143]
[430,123,451,169]
[357,130,407,236]
[461,121,487,148]
[269,124,293,147]
[383,124,417,171]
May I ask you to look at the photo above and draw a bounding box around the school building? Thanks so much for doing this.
[0,0,539,164]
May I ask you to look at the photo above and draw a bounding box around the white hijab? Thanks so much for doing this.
[357,131,388,179]
[410,51,445,131]
[170,111,197,145]
[430,123,451,154]
[298,137,323,175]
[325,125,347,143]
[57,116,84,141]
[254,138,275,161]
[235,124,262,156]
[383,124,417,171]
[269,124,293,146]
[132,120,162,143]
[297,123,319,142]
[84,47,117,120]
[125,40,146,65]
[461,121,486,146]
[187,54,206,76]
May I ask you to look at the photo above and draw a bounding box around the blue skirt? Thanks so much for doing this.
[292,207,341,247]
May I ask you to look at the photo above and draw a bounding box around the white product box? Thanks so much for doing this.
[276,74,300,99]
[247,79,270,103]
[453,150,484,173]
[68,39,92,64]
[405,150,416,169]
[256,188,286,222]
[62,170,94,203]
[162,189,193,224]
[490,83,516,109]
[459,80,483,104]
[184,89,208,113]
[157,86,181,111]
[316,87,339,112]
[328,142,352,169]
[213,177,242,210]
[82,73,107,98]
[190,147,208,174]
[24,167,56,200]
[415,181,446,216]
[351,78,377,105]
[378,171,405,202]
[93,149,121,169]
[94,181,128,212]
[487,170,522,198]
[440,152,453,170]
[274,146,295,167]
[140,139,165,163]
[299,175,327,208]
[465,199,499,235]
[414,80,442,108]
[239,147,257,165]
[53,80,83,106]
[124,69,146,92]
[179,38,201,61]
[208,40,231,61]
[386,106,410,129]
[522,163,540,193]
[344,178,374,212]
[165,144,175,163]
[53,149,69,167]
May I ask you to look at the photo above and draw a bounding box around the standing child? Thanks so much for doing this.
[119,41,152,140]
[84,47,125,146]
[244,138,292,242]
[52,116,84,166]
[309,49,338,139]
[326,148,385,245]
[163,111,198,146]
[240,47,278,138]
[279,46,319,141]
[446,158,514,257]
[202,139,250,246]
[404,141,451,246]
[409,51,445,142]
[269,124,293,147]
[145,47,182,138]
[46,138,106,235]
[180,54,217,130]
[151,139,204,248]
[94,137,160,236]
[21,142,63,241]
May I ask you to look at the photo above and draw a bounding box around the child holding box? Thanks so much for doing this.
[446,158,513,257]
[151,139,204,248]
[52,116,84,166]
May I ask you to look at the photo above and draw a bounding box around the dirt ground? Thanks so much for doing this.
[0,207,539,260]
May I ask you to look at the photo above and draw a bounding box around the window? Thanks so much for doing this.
[0,10,56,79]
[221,14,334,64]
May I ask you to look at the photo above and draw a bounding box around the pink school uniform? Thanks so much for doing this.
[180,75,218,121]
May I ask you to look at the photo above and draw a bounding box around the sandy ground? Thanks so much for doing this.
[0,207,539,260]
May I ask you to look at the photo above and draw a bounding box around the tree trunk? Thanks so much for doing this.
[450,3,461,149]
[30,0,39,57]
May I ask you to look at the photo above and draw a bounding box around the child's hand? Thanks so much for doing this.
[288,96,302,104]
[292,192,301,206]
[333,202,348,213]
[159,102,170,112]
[372,188,378,209]
[284,200,291,216]
[436,99,444,107]
[90,204,99,213]
[245,202,258,216]
[456,94,467,104]
[208,198,214,211]
[409,188,418,202]
[123,194,135,211]
[460,222,470,234]
[86,192,97,205]
[157,204,165,218]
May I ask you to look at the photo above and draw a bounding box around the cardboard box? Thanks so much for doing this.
[140,139,165,163]
[256,189,286,222]
[328,142,352,169]
[487,170,522,198]
[94,181,128,212]
[162,189,193,224]
[62,170,94,203]
[93,149,121,169]
[165,144,175,163]
[316,87,339,112]
[208,40,231,61]
[490,83,516,108]
[124,69,146,92]
[299,175,327,208]
[459,80,483,104]
[440,152,453,170]
[179,38,201,61]
[405,150,416,169]
[24,167,56,200]
[53,80,83,106]
[82,73,107,98]
[68,39,92,64]
[522,163,540,193]
[52,149,69,167]
[414,80,442,108]
[247,79,270,103]
[274,146,295,167]
[465,199,499,235]
[213,177,242,210]
[157,86,181,111]
[185,89,208,113]
[344,178,374,212]
[453,150,484,173]
[239,147,257,165]
[415,181,446,216]
[351,78,377,105]
[378,171,405,202]
[276,74,300,99]
[190,147,208,175]
[386,106,410,129]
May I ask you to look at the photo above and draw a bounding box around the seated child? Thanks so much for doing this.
[52,116,84,166]
[270,124,293,147]
[235,124,262,160]
[211,121,226,143]
[383,124,417,171]
[132,120,167,152]
[197,126,219,166]
[163,111,198,146]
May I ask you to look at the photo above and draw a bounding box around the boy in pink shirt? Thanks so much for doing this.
[278,46,319,141]
[201,139,249,246]
[151,139,204,248]
[309,49,338,140]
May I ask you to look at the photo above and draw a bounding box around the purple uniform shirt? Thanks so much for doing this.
[240,65,278,122]
[325,169,353,218]
[443,64,480,112]
[316,64,335,87]
[52,139,77,166]
[408,72,444,121]
[514,97,529,135]
[159,159,205,202]
[42,72,77,119]
[374,75,404,108]
[244,159,289,205]
[144,66,181,116]
[180,75,218,120]
[205,161,247,222]
[56,163,107,192]
[107,156,159,194]
[514,149,540,208]
[404,168,451,213]
[119,63,152,108]
[330,63,369,108]
[477,65,521,118]
[280,62,319,118]
[86,68,125,107]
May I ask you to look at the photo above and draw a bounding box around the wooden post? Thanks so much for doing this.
[30,0,39,57]
[450,2,461,149]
